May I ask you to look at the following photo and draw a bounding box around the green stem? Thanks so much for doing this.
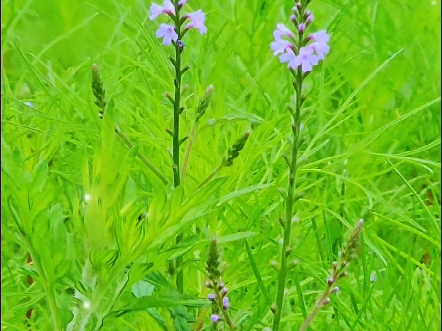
[272,67,303,331]
[181,124,197,181]
[27,243,62,330]
[172,1,184,293]
[114,126,168,185]
[298,289,330,331]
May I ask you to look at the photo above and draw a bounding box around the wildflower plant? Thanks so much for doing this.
[270,1,331,330]
[149,0,208,292]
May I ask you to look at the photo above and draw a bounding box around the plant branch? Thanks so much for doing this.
[181,124,197,181]
[172,0,184,293]
[272,65,303,331]
[114,126,169,185]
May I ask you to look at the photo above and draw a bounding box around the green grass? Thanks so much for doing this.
[2,0,440,330]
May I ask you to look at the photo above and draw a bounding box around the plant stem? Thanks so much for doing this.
[298,289,330,331]
[114,126,168,185]
[27,244,62,330]
[181,124,197,181]
[172,1,184,293]
[272,67,303,331]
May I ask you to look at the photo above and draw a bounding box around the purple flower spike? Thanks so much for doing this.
[186,10,207,34]
[149,0,175,20]
[156,23,178,45]
[223,296,229,309]
[210,314,221,322]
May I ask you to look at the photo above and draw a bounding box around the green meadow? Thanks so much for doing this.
[2,0,440,330]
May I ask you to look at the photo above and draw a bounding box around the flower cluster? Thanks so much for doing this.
[205,238,232,326]
[271,2,330,72]
[150,0,207,45]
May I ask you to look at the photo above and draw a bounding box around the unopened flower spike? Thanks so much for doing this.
[205,238,235,329]
[91,64,106,118]
[299,220,364,331]
[225,131,250,167]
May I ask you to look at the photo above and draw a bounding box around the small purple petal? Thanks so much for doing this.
[309,30,330,43]
[207,293,216,301]
[271,39,291,56]
[311,42,329,60]
[279,48,298,69]
[155,23,178,45]
[223,296,229,309]
[149,0,175,20]
[210,314,221,322]
[186,10,207,34]
[274,23,295,40]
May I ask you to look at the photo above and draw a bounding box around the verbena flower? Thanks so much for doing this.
[271,6,330,73]
[149,0,175,20]
[271,39,292,56]
[156,23,178,45]
[185,10,207,34]
[150,0,207,45]
[273,23,295,40]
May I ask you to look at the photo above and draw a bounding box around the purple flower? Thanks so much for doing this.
[306,14,314,23]
[273,23,295,40]
[186,10,207,34]
[279,48,297,69]
[311,41,330,60]
[178,0,188,5]
[270,39,291,56]
[223,296,229,309]
[155,23,178,45]
[149,0,175,20]
[210,314,221,322]
[295,46,319,72]
[208,293,216,301]
[309,30,330,44]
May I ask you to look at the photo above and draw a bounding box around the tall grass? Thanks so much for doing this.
[2,0,440,330]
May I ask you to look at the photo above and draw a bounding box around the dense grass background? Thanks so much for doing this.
[2,0,441,330]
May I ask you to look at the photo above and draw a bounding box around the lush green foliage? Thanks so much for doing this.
[2,0,440,330]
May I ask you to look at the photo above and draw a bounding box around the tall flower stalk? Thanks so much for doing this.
[270,1,330,330]
[150,0,207,293]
